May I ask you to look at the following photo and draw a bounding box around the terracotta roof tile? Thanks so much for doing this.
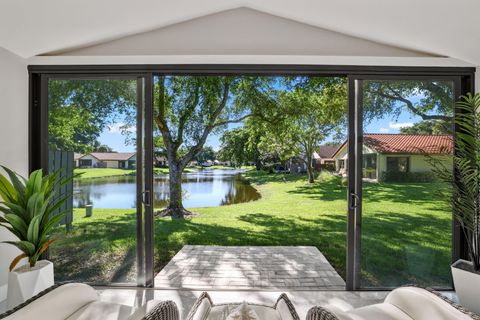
[363,134,452,154]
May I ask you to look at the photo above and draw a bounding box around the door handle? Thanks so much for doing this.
[141,190,151,207]
[349,193,360,210]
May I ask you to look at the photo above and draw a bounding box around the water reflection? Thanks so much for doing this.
[73,169,260,209]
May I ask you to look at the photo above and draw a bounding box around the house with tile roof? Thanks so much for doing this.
[317,145,342,169]
[331,134,453,181]
[78,152,136,169]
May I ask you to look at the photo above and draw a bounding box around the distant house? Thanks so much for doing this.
[155,155,168,167]
[317,145,341,170]
[288,152,321,174]
[332,134,453,181]
[201,160,214,167]
[188,160,199,167]
[79,152,136,169]
[73,153,83,168]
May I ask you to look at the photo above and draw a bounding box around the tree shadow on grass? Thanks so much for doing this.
[51,202,452,288]
[288,176,448,208]
[245,171,307,185]
[51,212,138,284]
[156,209,452,287]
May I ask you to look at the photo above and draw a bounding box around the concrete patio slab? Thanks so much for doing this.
[154,245,345,290]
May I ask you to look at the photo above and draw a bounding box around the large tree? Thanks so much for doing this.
[48,79,137,153]
[363,80,454,124]
[400,120,452,135]
[194,146,216,165]
[154,76,275,218]
[261,77,347,183]
[218,121,265,168]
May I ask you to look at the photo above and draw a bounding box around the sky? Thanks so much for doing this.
[98,107,423,153]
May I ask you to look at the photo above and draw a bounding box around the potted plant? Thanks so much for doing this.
[428,93,480,313]
[0,166,71,308]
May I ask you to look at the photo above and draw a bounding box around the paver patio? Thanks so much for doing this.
[154,245,345,290]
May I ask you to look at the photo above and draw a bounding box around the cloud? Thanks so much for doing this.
[107,123,135,134]
[389,122,413,129]
[379,128,390,133]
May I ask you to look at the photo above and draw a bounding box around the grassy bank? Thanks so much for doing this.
[74,167,196,179]
[52,171,452,287]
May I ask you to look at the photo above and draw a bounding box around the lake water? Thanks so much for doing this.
[73,169,260,209]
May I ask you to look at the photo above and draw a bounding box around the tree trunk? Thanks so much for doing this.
[306,153,315,183]
[159,160,192,218]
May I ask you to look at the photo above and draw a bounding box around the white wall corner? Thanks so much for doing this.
[0,46,29,303]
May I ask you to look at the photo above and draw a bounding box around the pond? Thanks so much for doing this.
[73,169,261,209]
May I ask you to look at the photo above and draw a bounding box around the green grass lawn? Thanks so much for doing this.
[51,171,452,287]
[74,168,136,179]
[74,167,196,179]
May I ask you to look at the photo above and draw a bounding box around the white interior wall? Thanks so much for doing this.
[48,8,435,58]
[0,47,28,302]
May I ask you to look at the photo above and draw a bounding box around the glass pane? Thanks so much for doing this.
[47,78,139,284]
[360,79,454,288]
[152,75,349,290]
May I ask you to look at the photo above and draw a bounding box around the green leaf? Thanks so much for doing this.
[26,170,43,198]
[42,212,65,235]
[3,241,36,256]
[1,166,25,204]
[4,214,28,239]
[27,215,41,245]
[1,202,29,221]
[0,174,16,202]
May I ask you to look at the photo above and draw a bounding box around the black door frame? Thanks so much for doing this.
[30,73,154,287]
[29,64,475,290]
[348,74,467,290]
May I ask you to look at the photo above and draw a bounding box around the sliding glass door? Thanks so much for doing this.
[45,76,153,286]
[29,66,474,290]
[349,76,461,289]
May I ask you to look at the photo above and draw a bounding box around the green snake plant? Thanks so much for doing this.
[428,93,480,271]
[0,167,72,271]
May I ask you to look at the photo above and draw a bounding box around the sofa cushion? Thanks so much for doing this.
[385,287,476,320]
[226,302,259,320]
[347,304,413,320]
[207,304,281,320]
[66,301,133,320]
[1,283,98,320]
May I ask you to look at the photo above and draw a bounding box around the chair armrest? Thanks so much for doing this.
[306,306,344,320]
[185,292,213,320]
[0,283,98,320]
[274,293,300,320]
[139,300,179,320]
[385,286,480,320]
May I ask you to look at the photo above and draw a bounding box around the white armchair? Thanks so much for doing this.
[306,286,479,320]
[0,283,179,320]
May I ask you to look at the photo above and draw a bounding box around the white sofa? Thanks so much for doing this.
[306,286,480,320]
[0,283,178,320]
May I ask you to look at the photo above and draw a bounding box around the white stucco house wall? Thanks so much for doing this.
[79,152,136,169]
[332,134,453,181]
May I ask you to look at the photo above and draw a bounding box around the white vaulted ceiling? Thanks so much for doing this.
[0,0,478,65]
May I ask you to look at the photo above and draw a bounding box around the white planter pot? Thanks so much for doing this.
[7,260,54,309]
[451,259,480,314]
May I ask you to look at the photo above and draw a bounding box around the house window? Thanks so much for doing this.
[79,159,92,167]
[338,159,345,169]
[386,156,409,173]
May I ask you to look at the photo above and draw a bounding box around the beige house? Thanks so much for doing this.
[332,134,453,181]
[79,152,136,169]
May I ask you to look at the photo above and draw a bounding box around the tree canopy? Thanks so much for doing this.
[48,79,137,153]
